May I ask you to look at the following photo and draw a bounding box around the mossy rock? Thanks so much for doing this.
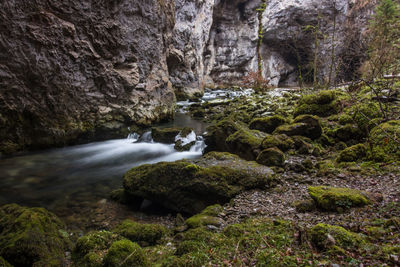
[113,220,168,246]
[123,153,274,214]
[174,240,205,256]
[292,136,314,154]
[249,115,286,133]
[294,90,338,117]
[370,120,400,161]
[103,239,149,267]
[261,134,294,152]
[309,223,364,251]
[336,144,367,162]
[256,148,285,167]
[334,124,365,142]
[273,115,322,140]
[204,119,243,153]
[225,129,265,160]
[73,230,120,263]
[174,127,196,152]
[152,127,182,143]
[0,204,71,267]
[348,102,382,131]
[293,199,316,213]
[82,251,103,267]
[185,204,223,229]
[308,186,371,211]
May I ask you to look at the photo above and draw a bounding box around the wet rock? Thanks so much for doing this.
[174,127,196,151]
[0,204,71,267]
[152,127,183,143]
[123,152,274,214]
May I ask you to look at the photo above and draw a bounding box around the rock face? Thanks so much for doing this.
[0,0,375,152]
[0,0,176,152]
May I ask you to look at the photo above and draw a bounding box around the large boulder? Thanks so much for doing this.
[249,115,286,133]
[204,119,243,153]
[0,204,71,267]
[261,134,294,152]
[274,115,322,140]
[152,127,182,143]
[336,144,367,162]
[123,152,275,214]
[225,129,266,161]
[294,90,338,117]
[256,148,286,167]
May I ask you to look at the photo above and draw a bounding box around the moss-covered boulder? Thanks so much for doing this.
[309,223,364,251]
[123,152,274,214]
[308,186,371,211]
[249,115,286,133]
[185,204,224,229]
[370,120,400,161]
[273,115,322,140]
[0,204,71,267]
[73,230,121,264]
[204,119,243,153]
[334,124,365,142]
[225,129,265,160]
[174,127,196,151]
[256,148,285,167]
[336,144,367,162]
[152,127,182,143]
[261,134,294,152]
[348,102,382,131]
[103,239,149,267]
[113,220,167,246]
[294,90,338,117]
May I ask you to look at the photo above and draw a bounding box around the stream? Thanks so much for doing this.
[0,88,254,222]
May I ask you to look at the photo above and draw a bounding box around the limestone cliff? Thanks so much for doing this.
[0,0,176,152]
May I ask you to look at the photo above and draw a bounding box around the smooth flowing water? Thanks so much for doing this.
[0,113,208,214]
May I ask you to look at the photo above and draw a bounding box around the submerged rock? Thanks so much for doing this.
[123,152,274,214]
[308,186,371,211]
[0,204,71,267]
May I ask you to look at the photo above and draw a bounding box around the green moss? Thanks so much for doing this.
[294,90,338,117]
[123,158,273,214]
[0,204,71,267]
[348,102,382,131]
[103,239,149,267]
[176,227,213,243]
[256,147,285,167]
[336,143,367,162]
[73,230,120,261]
[174,240,205,256]
[273,115,322,140]
[185,205,223,229]
[308,186,371,211]
[152,127,182,143]
[334,124,365,142]
[261,134,294,151]
[113,220,168,246]
[309,223,364,251]
[82,251,103,267]
[204,119,243,153]
[338,114,354,125]
[370,120,400,161]
[225,129,265,160]
[249,115,286,133]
